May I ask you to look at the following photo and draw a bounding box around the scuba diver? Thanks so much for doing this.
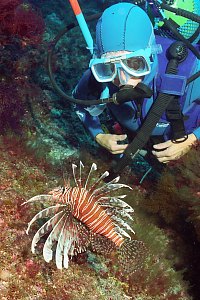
[72,2,200,166]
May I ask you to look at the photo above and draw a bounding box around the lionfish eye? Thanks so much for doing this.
[62,187,65,193]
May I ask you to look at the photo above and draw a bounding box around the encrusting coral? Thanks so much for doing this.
[0,0,45,45]
[0,0,45,133]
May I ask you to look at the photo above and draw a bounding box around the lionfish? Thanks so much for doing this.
[23,162,145,271]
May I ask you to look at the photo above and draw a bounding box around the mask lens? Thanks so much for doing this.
[123,56,147,73]
[92,63,115,81]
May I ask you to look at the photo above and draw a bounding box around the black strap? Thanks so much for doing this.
[165,96,187,141]
[105,92,177,181]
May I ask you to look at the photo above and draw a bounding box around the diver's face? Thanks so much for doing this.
[102,51,143,87]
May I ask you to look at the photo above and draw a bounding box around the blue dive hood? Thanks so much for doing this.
[96,2,155,55]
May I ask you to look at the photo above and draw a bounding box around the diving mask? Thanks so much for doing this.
[89,48,155,83]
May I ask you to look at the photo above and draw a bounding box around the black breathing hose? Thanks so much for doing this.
[47,15,112,106]
[47,15,153,106]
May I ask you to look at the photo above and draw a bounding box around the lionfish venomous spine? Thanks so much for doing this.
[23,162,144,270]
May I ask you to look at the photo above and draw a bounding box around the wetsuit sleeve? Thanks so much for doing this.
[193,127,200,140]
[72,70,104,139]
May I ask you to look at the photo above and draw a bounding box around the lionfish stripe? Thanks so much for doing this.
[26,205,65,234]
[81,194,97,213]
[111,235,124,246]
[90,208,111,226]
[80,202,100,223]
[43,212,67,263]
[104,230,124,246]
[73,188,88,217]
[31,210,65,253]
[92,218,113,234]
[62,187,71,200]
[21,195,52,205]
[87,212,110,232]
[79,206,100,224]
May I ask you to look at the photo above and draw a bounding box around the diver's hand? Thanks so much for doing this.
[95,133,128,154]
[152,133,197,163]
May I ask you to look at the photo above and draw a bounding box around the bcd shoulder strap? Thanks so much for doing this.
[105,41,190,182]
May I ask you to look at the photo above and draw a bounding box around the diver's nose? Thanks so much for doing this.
[118,68,127,82]
[117,68,131,85]
[118,68,142,86]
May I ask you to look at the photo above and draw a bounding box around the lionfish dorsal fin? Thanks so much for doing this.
[88,171,109,193]
[63,173,70,188]
[90,175,132,198]
[63,179,70,189]
[107,176,120,184]
[90,175,120,195]
[84,163,97,189]
[78,161,84,187]
[72,164,78,186]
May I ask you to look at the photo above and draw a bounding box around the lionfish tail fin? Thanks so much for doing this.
[117,240,147,274]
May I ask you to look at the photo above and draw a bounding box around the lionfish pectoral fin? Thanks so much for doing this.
[21,195,52,206]
[31,210,64,254]
[43,248,53,263]
[118,240,147,274]
[55,218,69,269]
[63,237,74,268]
[63,236,75,269]
[42,212,67,263]
[26,205,65,234]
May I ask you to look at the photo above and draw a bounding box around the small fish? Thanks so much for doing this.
[22,162,145,271]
